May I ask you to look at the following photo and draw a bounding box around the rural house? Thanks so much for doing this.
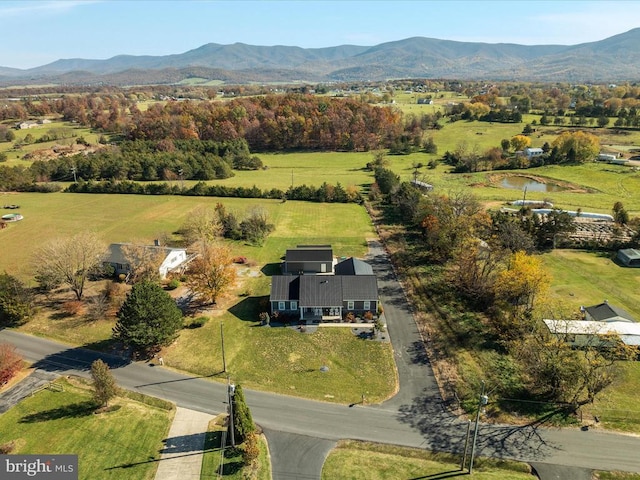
[543,301,640,347]
[270,246,379,322]
[282,245,334,274]
[104,242,189,279]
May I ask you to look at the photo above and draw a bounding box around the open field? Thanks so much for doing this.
[3,192,396,403]
[0,377,174,480]
[322,440,534,480]
[0,192,374,280]
[541,250,640,320]
[1,120,101,165]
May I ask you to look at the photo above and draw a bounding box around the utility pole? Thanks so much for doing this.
[71,166,77,183]
[460,419,472,471]
[227,377,235,447]
[178,168,184,191]
[221,322,226,373]
[469,381,488,474]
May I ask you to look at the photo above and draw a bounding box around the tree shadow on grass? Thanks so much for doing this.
[20,400,96,423]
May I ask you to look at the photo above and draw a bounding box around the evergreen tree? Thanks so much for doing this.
[232,385,256,443]
[0,273,34,326]
[113,281,183,354]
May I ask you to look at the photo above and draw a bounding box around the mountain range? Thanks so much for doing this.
[2,28,640,86]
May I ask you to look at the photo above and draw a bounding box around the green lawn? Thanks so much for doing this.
[166,317,396,404]
[322,440,535,480]
[0,193,374,280]
[4,192,393,404]
[541,249,640,319]
[0,377,174,480]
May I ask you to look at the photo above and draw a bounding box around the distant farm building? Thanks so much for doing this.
[524,147,544,159]
[411,179,434,191]
[617,248,640,267]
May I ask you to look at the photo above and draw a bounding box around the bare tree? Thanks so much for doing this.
[181,206,223,246]
[120,242,165,284]
[33,232,107,300]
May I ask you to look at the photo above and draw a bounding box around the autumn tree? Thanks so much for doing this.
[0,273,34,326]
[449,239,502,307]
[551,131,599,163]
[91,359,117,408]
[510,134,531,152]
[492,251,550,338]
[33,232,107,300]
[186,242,236,305]
[113,281,183,354]
[0,343,23,386]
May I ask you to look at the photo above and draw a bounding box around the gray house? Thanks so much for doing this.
[270,246,379,322]
[283,245,334,274]
[270,274,379,321]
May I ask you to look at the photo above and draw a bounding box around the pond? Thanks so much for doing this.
[500,176,565,193]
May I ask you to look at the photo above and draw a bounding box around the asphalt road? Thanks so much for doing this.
[3,240,640,476]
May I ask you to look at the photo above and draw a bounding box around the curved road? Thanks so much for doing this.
[3,241,640,477]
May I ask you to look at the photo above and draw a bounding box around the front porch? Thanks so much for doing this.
[300,306,343,322]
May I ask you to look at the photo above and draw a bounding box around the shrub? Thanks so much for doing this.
[345,312,356,323]
[62,300,85,316]
[241,432,260,466]
[0,344,23,386]
[185,316,208,329]
[0,441,15,454]
[233,256,248,264]
[166,278,180,290]
[259,312,270,326]
[364,311,374,321]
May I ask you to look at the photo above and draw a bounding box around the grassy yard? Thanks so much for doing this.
[166,316,396,404]
[0,192,374,280]
[4,192,394,403]
[0,377,174,480]
[541,249,640,319]
[321,440,535,480]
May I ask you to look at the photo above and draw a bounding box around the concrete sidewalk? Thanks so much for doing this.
[154,407,217,480]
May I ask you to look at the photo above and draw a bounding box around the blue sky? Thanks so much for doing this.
[2,0,639,69]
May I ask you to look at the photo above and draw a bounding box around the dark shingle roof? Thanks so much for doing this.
[299,276,342,307]
[585,302,635,322]
[341,275,378,300]
[269,276,300,302]
[335,257,374,276]
[285,247,333,263]
[105,243,183,264]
